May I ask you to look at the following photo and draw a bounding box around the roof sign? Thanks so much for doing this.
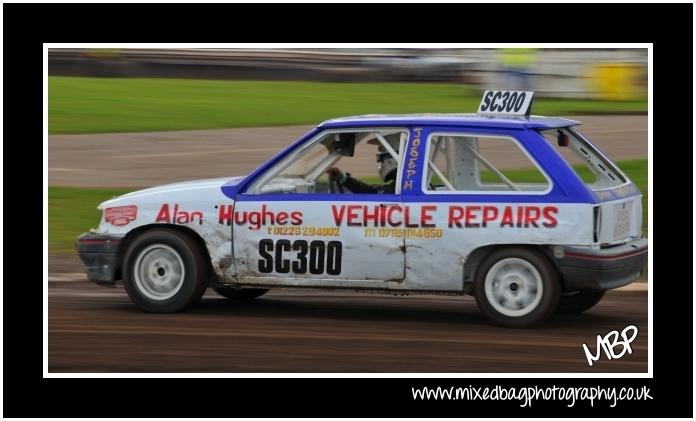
[477,90,534,117]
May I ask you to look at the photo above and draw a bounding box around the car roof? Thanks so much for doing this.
[318,113,579,130]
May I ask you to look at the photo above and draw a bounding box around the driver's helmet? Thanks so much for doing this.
[368,133,401,182]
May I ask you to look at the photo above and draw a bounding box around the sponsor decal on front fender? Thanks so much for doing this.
[104,205,137,226]
[155,203,203,225]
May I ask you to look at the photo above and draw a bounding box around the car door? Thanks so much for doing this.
[402,127,564,291]
[231,127,408,288]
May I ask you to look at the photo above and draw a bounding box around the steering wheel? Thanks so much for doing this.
[328,171,345,194]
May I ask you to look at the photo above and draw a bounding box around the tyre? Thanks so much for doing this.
[213,287,268,300]
[473,247,560,328]
[557,290,605,314]
[122,228,208,313]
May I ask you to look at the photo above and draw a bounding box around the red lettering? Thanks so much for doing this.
[156,204,171,223]
[173,204,181,223]
[482,206,498,227]
[420,205,437,228]
[247,212,261,230]
[175,208,190,224]
[218,204,234,225]
[404,206,419,228]
[542,206,558,227]
[230,207,303,228]
[524,206,540,228]
[516,206,524,228]
[261,204,275,226]
[448,206,464,228]
[500,207,514,227]
[157,203,203,225]
[276,212,288,225]
[234,210,247,225]
[387,205,402,227]
[364,205,379,227]
[291,211,303,225]
[190,211,203,225]
[347,205,361,227]
[331,205,346,226]
[465,206,481,228]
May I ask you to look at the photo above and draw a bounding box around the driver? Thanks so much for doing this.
[327,133,400,194]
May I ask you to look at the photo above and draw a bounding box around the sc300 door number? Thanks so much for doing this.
[258,239,342,275]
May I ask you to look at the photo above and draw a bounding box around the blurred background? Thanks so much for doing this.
[48,47,649,372]
[49,47,647,100]
[48,47,648,136]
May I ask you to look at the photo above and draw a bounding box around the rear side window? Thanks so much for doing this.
[423,133,551,194]
[539,127,626,189]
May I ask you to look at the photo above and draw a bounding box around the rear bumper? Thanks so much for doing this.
[76,233,123,283]
[553,238,648,292]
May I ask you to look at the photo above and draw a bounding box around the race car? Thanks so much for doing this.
[76,90,648,327]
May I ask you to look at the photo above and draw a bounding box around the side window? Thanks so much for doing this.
[423,134,551,194]
[247,128,407,195]
[539,127,626,189]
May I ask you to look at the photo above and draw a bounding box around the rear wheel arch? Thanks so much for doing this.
[472,245,562,327]
[464,244,561,293]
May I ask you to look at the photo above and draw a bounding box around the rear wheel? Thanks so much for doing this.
[213,287,268,300]
[474,247,560,328]
[122,228,208,313]
[557,290,605,314]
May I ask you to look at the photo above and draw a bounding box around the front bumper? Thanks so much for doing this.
[553,238,648,292]
[76,233,123,283]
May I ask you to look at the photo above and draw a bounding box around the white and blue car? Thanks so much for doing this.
[77,91,647,327]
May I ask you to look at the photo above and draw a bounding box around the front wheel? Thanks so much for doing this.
[474,248,560,328]
[122,228,208,313]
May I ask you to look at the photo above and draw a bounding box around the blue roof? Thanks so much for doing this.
[319,114,579,130]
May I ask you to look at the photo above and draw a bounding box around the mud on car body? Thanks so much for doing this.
[77,91,647,327]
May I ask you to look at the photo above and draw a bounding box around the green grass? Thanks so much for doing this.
[48,187,132,252]
[48,160,647,253]
[49,77,648,134]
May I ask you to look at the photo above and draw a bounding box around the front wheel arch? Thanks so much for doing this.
[116,224,215,283]
[121,226,210,312]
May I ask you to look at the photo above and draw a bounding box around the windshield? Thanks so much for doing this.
[281,137,333,177]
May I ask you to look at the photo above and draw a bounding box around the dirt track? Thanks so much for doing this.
[48,274,648,373]
[48,116,648,187]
